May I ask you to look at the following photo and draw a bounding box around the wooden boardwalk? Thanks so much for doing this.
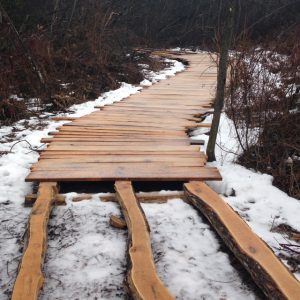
[13,53,300,300]
[26,53,221,182]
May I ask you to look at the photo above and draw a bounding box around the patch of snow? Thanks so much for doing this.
[140,79,153,87]
[143,199,257,300]
[40,194,127,300]
[193,113,300,280]
[0,58,185,299]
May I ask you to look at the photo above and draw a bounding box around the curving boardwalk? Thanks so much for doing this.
[26,53,222,182]
[13,53,300,300]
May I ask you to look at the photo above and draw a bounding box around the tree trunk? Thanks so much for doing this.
[206,0,236,162]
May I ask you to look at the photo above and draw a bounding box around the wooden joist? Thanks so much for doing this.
[25,191,185,206]
[184,181,300,300]
[24,193,65,206]
[12,182,58,300]
[115,181,174,300]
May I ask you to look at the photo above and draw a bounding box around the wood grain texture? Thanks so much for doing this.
[12,182,58,300]
[115,181,174,300]
[184,181,300,300]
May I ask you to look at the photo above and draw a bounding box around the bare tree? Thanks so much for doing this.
[206,0,237,162]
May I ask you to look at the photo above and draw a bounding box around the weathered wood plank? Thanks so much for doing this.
[26,166,222,182]
[115,181,174,300]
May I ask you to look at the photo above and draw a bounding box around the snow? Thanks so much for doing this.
[40,195,127,300]
[193,113,300,280]
[1,54,299,300]
[39,194,258,300]
[142,200,257,300]
[0,58,189,299]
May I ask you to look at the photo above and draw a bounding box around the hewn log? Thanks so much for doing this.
[184,181,300,300]
[109,215,127,229]
[115,181,174,300]
[12,182,58,300]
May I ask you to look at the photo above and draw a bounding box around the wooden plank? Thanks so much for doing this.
[26,166,222,181]
[39,151,203,157]
[115,181,174,300]
[33,156,205,164]
[40,139,190,145]
[31,161,205,172]
[12,182,58,300]
[184,181,300,300]
[45,145,200,151]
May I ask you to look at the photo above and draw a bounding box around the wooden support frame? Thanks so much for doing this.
[115,181,174,300]
[25,191,185,206]
[12,182,58,300]
[184,181,300,300]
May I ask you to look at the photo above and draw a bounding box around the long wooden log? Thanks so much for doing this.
[12,182,58,300]
[115,181,174,300]
[184,181,300,300]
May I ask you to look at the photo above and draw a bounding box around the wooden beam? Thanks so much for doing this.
[115,181,174,300]
[12,182,58,300]
[24,193,65,206]
[184,181,300,300]
[25,191,184,206]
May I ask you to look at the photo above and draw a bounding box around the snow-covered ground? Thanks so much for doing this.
[193,113,300,281]
[1,55,299,300]
[0,58,185,299]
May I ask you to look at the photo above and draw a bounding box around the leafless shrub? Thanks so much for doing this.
[225,28,300,199]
